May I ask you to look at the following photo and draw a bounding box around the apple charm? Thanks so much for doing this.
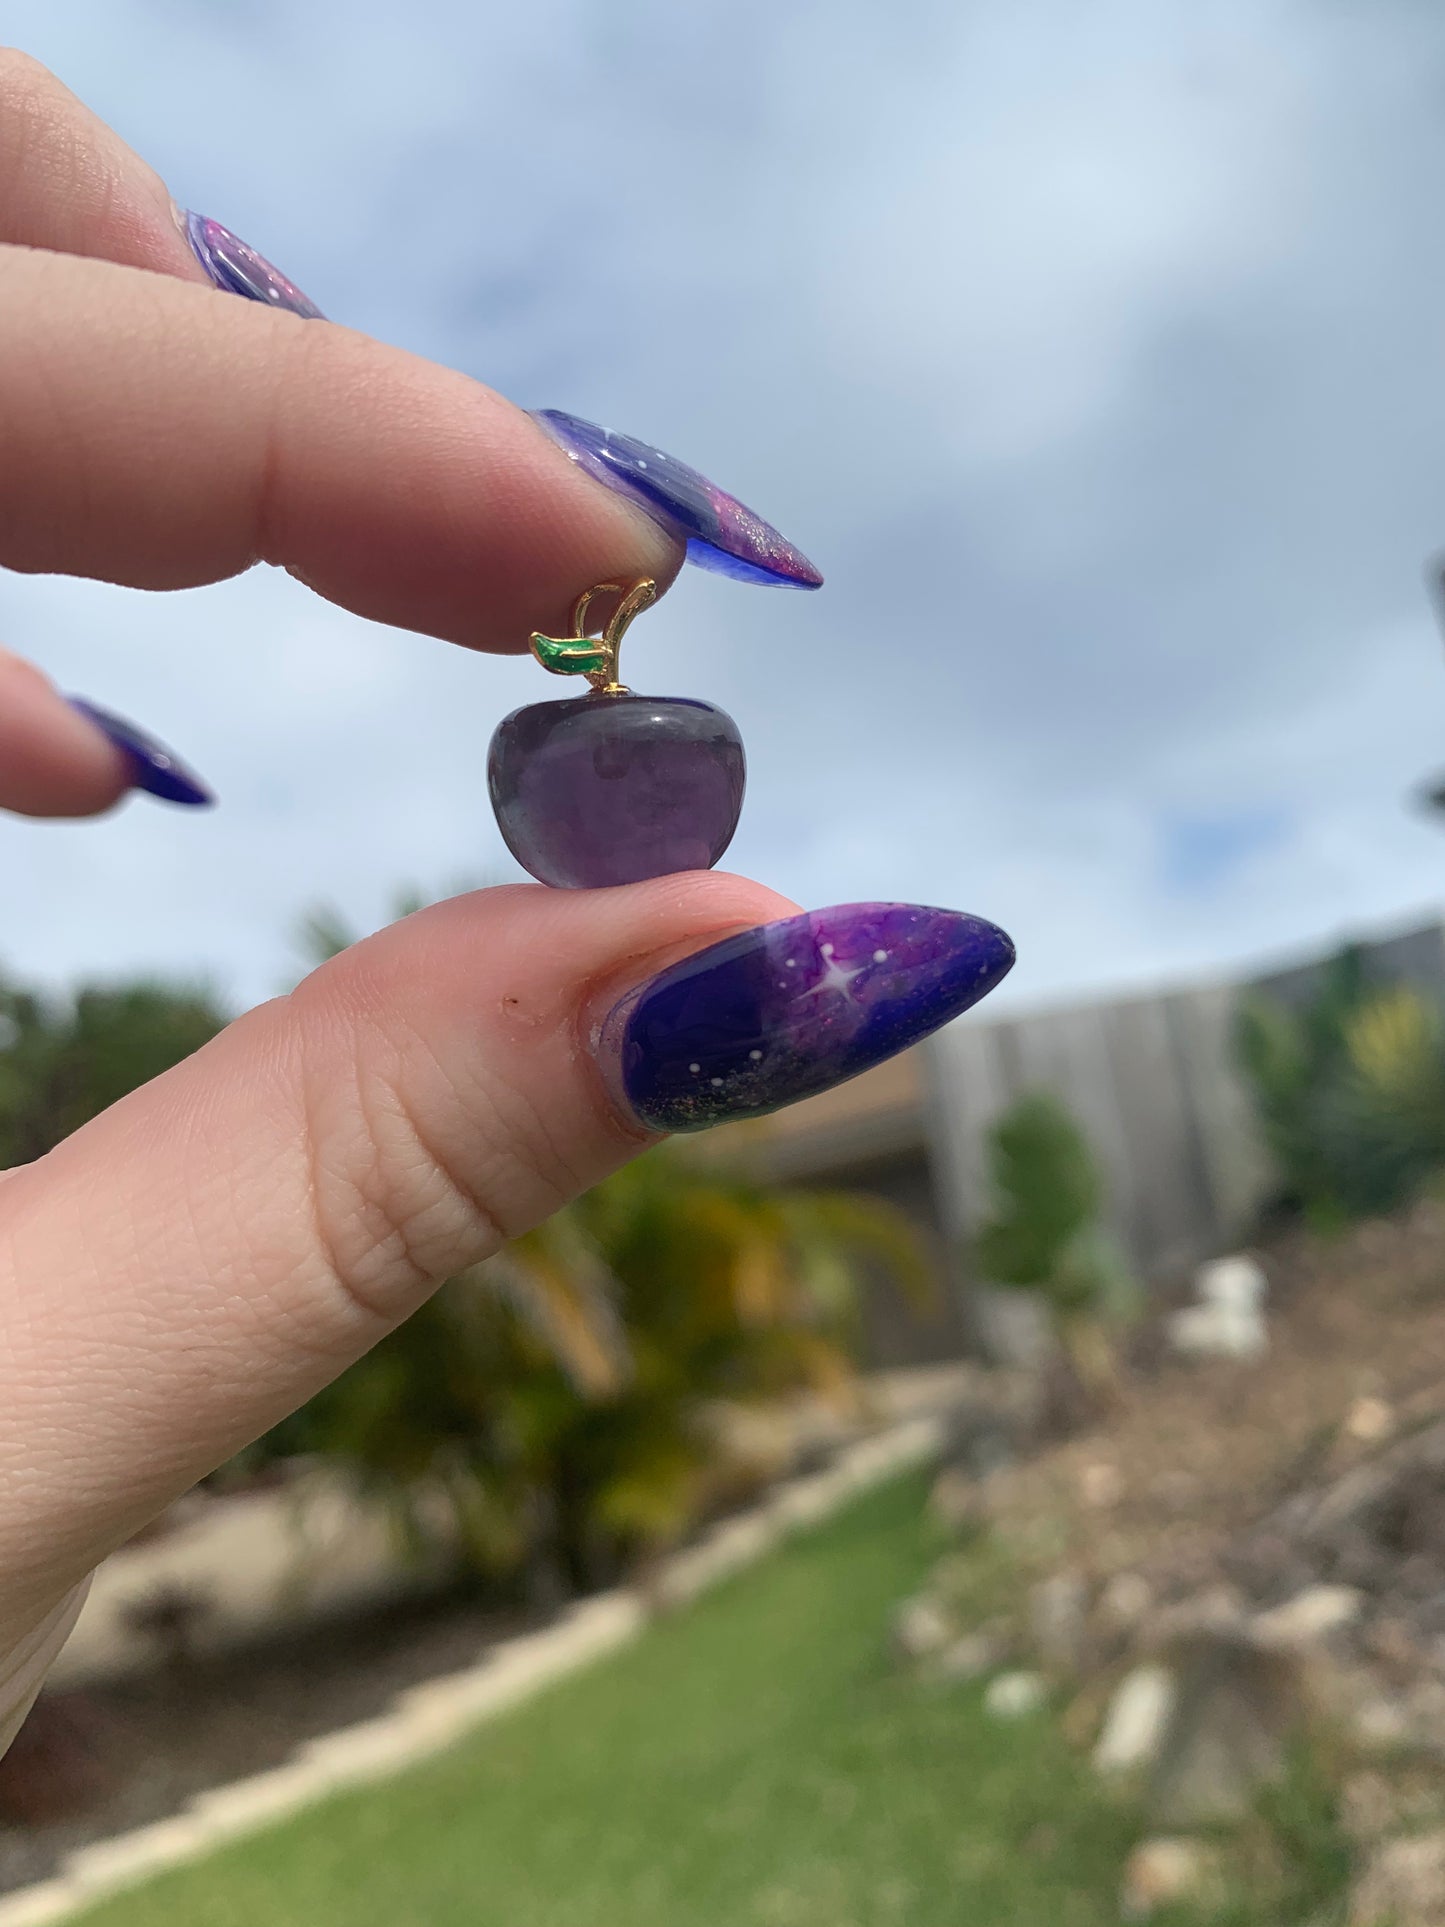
[487,580,746,890]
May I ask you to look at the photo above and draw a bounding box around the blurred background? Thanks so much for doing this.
[5,5,1445,1925]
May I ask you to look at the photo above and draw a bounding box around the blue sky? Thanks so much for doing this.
[3,0,1445,1010]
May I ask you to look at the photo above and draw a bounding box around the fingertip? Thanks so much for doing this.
[0,253,691,653]
[0,50,200,282]
[517,408,687,629]
[64,698,215,808]
[0,652,132,817]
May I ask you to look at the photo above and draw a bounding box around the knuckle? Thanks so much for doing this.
[295,1036,521,1327]
[0,48,58,95]
[0,51,79,185]
[0,49,67,137]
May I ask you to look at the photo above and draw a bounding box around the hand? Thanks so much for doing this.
[0,50,797,1748]
[0,52,1011,1752]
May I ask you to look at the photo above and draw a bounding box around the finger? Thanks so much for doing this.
[0,649,214,817]
[0,247,682,648]
[0,49,205,280]
[0,873,795,1636]
[0,648,132,816]
[0,882,1015,1657]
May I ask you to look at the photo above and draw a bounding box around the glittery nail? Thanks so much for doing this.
[66,700,214,808]
[183,212,325,320]
[600,903,1013,1133]
[532,410,823,589]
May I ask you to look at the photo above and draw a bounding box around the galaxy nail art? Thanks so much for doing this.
[183,212,325,321]
[601,903,1014,1133]
[66,700,215,808]
[532,410,823,590]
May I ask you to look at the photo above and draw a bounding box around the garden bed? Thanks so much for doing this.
[14,1475,1162,1927]
[0,1587,532,1895]
[979,1198,1445,1597]
[1,1378,967,1908]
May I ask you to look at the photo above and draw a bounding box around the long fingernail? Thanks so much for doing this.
[601,903,1014,1133]
[532,410,823,590]
[182,211,325,320]
[65,699,215,808]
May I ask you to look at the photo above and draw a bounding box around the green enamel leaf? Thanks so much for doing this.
[530,633,612,679]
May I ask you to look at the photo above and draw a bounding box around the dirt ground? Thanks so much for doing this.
[981,1199,1445,1604]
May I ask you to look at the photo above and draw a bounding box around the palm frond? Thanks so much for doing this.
[297,904,358,965]
[476,1213,631,1399]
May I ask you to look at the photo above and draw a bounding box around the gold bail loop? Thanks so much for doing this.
[529,577,659,694]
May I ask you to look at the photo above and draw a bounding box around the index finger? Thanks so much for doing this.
[0,245,681,650]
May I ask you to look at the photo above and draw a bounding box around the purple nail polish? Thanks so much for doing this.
[532,410,823,590]
[183,212,325,321]
[66,699,214,808]
[601,904,1014,1133]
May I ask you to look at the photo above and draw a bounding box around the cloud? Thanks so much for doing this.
[2,0,1444,1014]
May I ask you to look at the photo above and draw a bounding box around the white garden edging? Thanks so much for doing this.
[0,1414,942,1927]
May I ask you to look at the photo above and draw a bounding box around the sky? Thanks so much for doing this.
[4,0,1445,1013]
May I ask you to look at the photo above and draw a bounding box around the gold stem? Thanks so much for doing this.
[569,578,658,695]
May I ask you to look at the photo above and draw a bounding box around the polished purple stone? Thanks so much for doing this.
[488,692,746,889]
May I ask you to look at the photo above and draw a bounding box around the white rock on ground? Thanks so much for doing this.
[891,1594,952,1662]
[1140,1585,1245,1653]
[1344,1395,1396,1444]
[0,1880,83,1927]
[1078,1460,1123,1508]
[1349,1831,1445,1926]
[1120,1837,1221,1920]
[1167,1254,1268,1362]
[1349,1686,1416,1754]
[933,1632,1003,1682]
[1028,1572,1088,1672]
[1096,1571,1154,1636]
[983,1671,1048,1720]
[1093,1665,1177,1775]
[1145,1635,1295,1825]
[1249,1584,1364,1652]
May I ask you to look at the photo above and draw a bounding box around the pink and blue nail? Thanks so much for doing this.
[66,699,214,808]
[532,410,823,590]
[602,904,1014,1133]
[183,212,325,321]
[178,239,814,587]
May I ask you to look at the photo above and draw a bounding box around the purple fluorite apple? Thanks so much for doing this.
[488,691,746,889]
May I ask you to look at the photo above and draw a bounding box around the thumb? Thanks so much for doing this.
[0,876,1011,1673]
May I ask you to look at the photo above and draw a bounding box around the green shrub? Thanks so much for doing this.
[973,1091,1136,1325]
[0,976,227,1166]
[1235,946,1445,1227]
[0,901,932,1594]
[245,1143,931,1591]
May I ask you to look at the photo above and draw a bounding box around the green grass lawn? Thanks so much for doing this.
[71,1473,1335,1927]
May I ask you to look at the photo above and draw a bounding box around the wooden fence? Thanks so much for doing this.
[923,916,1445,1281]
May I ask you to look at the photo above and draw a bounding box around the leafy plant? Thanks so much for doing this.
[973,1092,1135,1321]
[971,1092,1136,1418]
[264,886,931,1586]
[0,893,932,1595]
[0,976,227,1166]
[246,1144,931,1591]
[1236,947,1445,1227]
